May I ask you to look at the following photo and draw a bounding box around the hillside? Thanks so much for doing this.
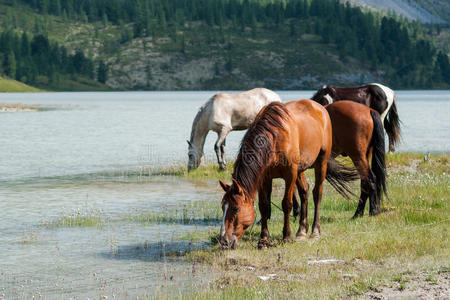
[0,76,41,92]
[345,0,448,24]
[0,0,448,91]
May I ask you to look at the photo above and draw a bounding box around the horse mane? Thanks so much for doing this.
[233,102,290,198]
[189,96,213,142]
[311,88,324,101]
[311,85,333,101]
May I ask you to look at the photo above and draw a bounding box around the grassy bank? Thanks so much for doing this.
[172,153,449,299]
[0,77,41,92]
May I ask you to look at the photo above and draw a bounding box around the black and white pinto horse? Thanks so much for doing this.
[311,83,401,152]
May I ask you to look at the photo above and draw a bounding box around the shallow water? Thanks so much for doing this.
[0,90,449,298]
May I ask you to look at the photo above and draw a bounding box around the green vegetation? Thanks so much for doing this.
[0,76,40,92]
[43,208,104,228]
[127,201,222,226]
[0,0,448,90]
[174,153,448,299]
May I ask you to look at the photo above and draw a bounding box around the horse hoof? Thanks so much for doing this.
[257,239,273,249]
[295,234,308,241]
[282,237,293,243]
[219,164,227,171]
[310,230,320,239]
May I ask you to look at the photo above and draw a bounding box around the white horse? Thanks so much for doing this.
[187,88,282,171]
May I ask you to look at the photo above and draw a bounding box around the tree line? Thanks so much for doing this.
[4,0,450,88]
[0,29,108,85]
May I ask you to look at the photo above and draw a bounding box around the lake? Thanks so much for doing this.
[0,90,449,298]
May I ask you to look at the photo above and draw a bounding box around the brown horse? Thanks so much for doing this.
[311,83,400,153]
[218,100,357,250]
[327,101,387,217]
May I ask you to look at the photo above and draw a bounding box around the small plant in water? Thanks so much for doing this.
[43,208,104,228]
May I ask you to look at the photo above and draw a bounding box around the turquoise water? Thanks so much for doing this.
[0,90,448,298]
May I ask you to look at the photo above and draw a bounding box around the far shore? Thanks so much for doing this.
[0,103,40,112]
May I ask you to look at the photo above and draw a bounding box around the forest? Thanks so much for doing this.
[0,0,449,89]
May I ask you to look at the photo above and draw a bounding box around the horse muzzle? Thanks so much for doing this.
[220,234,238,250]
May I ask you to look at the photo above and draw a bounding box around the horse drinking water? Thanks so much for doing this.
[187,88,281,171]
[218,100,358,250]
[311,83,401,153]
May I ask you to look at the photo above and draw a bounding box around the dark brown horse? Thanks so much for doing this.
[311,83,400,153]
[218,100,357,250]
[327,101,387,217]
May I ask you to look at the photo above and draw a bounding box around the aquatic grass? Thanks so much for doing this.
[126,201,222,226]
[43,208,104,228]
[16,230,40,245]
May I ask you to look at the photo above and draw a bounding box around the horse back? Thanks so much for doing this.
[326,101,373,156]
[211,89,281,130]
[283,100,332,169]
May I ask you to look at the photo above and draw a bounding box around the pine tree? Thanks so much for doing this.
[97,60,108,83]
[4,50,16,79]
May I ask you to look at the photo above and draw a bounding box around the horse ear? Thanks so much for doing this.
[232,178,243,195]
[219,180,230,192]
[187,140,192,147]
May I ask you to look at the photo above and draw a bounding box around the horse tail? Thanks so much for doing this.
[370,110,387,210]
[326,157,359,200]
[383,95,401,151]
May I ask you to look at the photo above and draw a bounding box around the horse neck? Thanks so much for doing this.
[189,105,211,155]
[233,140,273,200]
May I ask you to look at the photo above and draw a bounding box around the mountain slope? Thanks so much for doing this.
[0,0,448,91]
[346,0,447,24]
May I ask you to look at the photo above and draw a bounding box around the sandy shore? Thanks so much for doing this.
[0,104,39,112]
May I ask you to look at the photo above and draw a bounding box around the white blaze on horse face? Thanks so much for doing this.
[220,203,229,238]
[324,94,333,105]
[370,83,395,122]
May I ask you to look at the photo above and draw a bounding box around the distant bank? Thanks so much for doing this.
[0,77,41,93]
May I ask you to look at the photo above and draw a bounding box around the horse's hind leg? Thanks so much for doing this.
[295,172,309,240]
[257,178,273,249]
[311,155,327,238]
[214,127,230,170]
[352,156,374,218]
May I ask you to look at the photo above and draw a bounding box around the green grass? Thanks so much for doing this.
[42,208,104,228]
[162,152,449,299]
[0,77,41,92]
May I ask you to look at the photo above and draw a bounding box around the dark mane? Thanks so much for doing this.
[311,88,324,101]
[232,102,290,198]
[311,85,333,103]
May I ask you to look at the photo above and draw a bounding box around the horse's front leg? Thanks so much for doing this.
[220,138,227,167]
[258,178,273,249]
[214,127,230,170]
[282,168,297,242]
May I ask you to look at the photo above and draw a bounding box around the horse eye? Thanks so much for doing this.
[231,206,239,213]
